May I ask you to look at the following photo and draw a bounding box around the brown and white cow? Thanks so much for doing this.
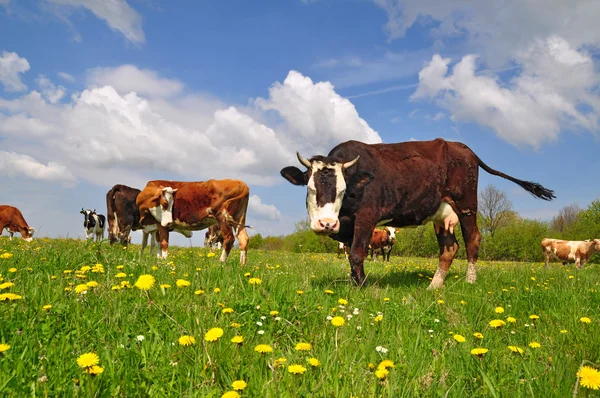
[281,138,554,289]
[541,238,600,269]
[0,205,34,242]
[106,184,158,251]
[137,179,250,264]
[369,227,396,262]
[337,242,349,258]
[204,224,223,252]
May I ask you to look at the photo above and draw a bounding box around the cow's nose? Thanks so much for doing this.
[318,218,339,232]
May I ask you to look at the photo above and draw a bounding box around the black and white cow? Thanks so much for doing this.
[80,208,106,242]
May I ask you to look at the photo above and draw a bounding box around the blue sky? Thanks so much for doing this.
[1,0,599,245]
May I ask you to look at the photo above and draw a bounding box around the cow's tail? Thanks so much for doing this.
[476,156,555,201]
[106,185,121,243]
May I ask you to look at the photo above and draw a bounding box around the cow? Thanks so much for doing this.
[136,179,250,264]
[337,242,349,258]
[369,227,396,262]
[541,238,600,269]
[80,208,106,242]
[204,224,223,252]
[106,184,157,252]
[0,205,34,242]
[281,138,554,289]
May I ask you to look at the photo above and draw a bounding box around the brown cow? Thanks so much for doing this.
[281,138,554,289]
[137,179,250,264]
[204,224,223,252]
[369,227,396,261]
[0,205,34,242]
[541,238,600,269]
[337,242,349,258]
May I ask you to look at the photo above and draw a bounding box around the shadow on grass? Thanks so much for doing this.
[310,270,430,289]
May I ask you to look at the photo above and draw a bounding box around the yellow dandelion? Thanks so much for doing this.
[489,319,506,328]
[308,357,320,367]
[375,368,389,379]
[134,274,155,290]
[42,304,52,311]
[374,314,383,323]
[230,322,241,328]
[178,335,196,346]
[460,300,467,305]
[506,316,516,323]
[577,366,600,390]
[8,268,16,273]
[221,391,240,398]
[529,314,540,320]
[0,253,13,259]
[214,287,221,293]
[508,345,524,354]
[76,352,99,368]
[248,277,262,285]
[580,317,592,324]
[437,299,445,304]
[176,279,191,288]
[160,284,171,289]
[86,365,104,375]
[287,364,307,374]
[74,284,88,294]
[115,272,127,278]
[378,360,395,370]
[116,265,124,269]
[529,342,541,348]
[0,344,10,353]
[232,380,247,391]
[383,297,391,302]
[470,348,488,356]
[295,342,312,351]
[86,281,98,288]
[111,285,121,291]
[269,310,279,316]
[0,282,14,290]
[254,344,273,354]
[297,290,304,295]
[338,298,348,306]
[231,335,244,344]
[274,357,287,367]
[331,316,345,327]
[206,252,216,258]
[222,308,234,314]
[204,328,224,342]
[453,334,466,343]
[495,307,504,314]
[324,289,334,295]
[560,329,568,334]
[243,272,251,277]
[195,289,205,295]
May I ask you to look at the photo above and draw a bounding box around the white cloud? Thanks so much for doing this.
[248,195,281,221]
[0,51,30,92]
[411,38,600,148]
[57,72,76,83]
[36,75,66,104]
[86,65,183,98]
[0,151,75,185]
[0,61,380,188]
[47,0,145,44]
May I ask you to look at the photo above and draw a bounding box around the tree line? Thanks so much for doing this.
[249,185,600,262]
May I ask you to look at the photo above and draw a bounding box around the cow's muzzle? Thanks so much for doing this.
[313,218,339,234]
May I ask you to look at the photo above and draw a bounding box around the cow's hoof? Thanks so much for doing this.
[466,274,476,284]
[427,281,443,290]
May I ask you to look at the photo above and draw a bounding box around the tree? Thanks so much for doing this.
[551,204,581,233]
[478,185,513,237]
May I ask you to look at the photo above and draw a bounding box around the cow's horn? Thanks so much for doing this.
[343,156,360,169]
[297,152,311,169]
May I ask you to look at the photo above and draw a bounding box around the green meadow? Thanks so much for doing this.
[1,237,599,397]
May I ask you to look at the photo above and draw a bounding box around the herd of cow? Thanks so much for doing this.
[1,138,598,288]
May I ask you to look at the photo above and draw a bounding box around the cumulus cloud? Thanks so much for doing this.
[47,0,145,44]
[411,37,600,148]
[248,195,281,221]
[0,51,30,92]
[36,75,66,103]
[86,65,183,98]
[0,59,380,188]
[57,72,76,83]
[0,151,75,184]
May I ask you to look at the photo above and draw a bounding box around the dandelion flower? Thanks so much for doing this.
[489,319,506,328]
[453,334,466,343]
[8,268,16,273]
[295,342,312,351]
[176,279,191,288]
[375,368,389,379]
[495,307,504,314]
[0,253,13,259]
[0,282,14,290]
[160,284,171,289]
[506,317,516,323]
[577,366,600,390]
[222,308,234,314]
[529,314,540,320]
[74,284,88,294]
[243,272,251,277]
[42,304,52,311]
[383,297,391,302]
[115,272,127,278]
[232,380,247,390]
[204,328,224,342]
[324,289,333,295]
[86,281,98,288]
[580,317,592,324]
[214,287,221,293]
[560,329,568,334]
[195,289,205,295]
[287,364,307,374]
[374,315,383,323]
[0,344,10,353]
[331,316,345,327]
[269,310,279,316]
[248,278,262,285]
[508,346,524,354]
[76,353,99,368]
[134,275,155,290]
[274,357,287,367]
[437,299,445,304]
[231,335,244,344]
[178,335,196,346]
[529,342,541,348]
[297,290,304,295]
[378,360,395,369]
[338,298,348,306]
[308,357,320,367]
[230,322,241,328]
[254,344,273,354]
[206,252,216,258]
[86,365,104,375]
[221,391,240,398]
[470,348,488,357]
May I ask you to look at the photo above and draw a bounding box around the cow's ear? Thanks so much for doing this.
[281,166,307,186]
[348,171,374,190]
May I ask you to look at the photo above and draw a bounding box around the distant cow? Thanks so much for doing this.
[281,138,554,289]
[541,238,600,269]
[106,184,157,251]
[137,179,250,264]
[369,227,396,261]
[0,205,34,242]
[80,209,105,242]
[337,242,349,258]
[204,224,223,252]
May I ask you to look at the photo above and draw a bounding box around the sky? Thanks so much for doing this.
[1,0,599,246]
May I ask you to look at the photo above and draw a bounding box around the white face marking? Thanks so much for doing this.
[306,161,346,233]
[385,227,396,242]
[338,242,345,249]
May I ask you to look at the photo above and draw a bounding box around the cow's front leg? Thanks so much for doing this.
[157,225,170,259]
[349,228,373,286]
[576,258,582,270]
[429,224,460,290]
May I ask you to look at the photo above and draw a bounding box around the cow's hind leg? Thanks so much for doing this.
[217,217,235,263]
[429,224,460,289]
[237,227,249,265]
[458,213,480,284]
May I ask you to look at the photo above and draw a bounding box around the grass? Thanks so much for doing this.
[1,237,599,397]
